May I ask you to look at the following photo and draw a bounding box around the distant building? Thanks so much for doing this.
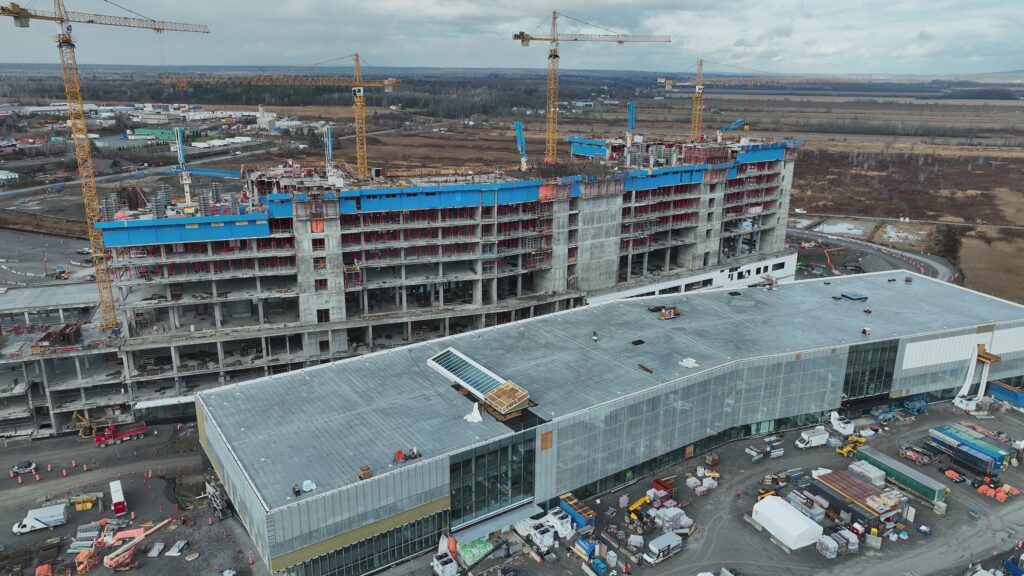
[0,170,20,182]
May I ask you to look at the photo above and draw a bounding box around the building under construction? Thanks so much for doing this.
[197,272,1024,575]
[0,137,798,436]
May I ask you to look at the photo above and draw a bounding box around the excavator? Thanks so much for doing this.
[69,411,107,439]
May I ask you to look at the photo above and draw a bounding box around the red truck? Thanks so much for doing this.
[95,422,147,447]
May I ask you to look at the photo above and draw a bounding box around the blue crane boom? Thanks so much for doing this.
[514,121,526,157]
[627,101,636,133]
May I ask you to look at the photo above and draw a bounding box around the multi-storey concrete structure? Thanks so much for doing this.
[197,273,1024,575]
[0,139,799,436]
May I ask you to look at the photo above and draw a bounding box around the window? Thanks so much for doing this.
[315,278,328,292]
[312,238,326,252]
[708,197,715,208]
[448,430,536,526]
[319,340,330,353]
[705,229,712,239]
[706,212,714,223]
[310,219,325,233]
[843,339,899,400]
[313,257,327,270]
[317,309,330,323]
[772,262,785,271]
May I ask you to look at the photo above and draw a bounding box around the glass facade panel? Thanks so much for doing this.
[449,430,536,527]
[843,339,898,400]
[292,510,449,576]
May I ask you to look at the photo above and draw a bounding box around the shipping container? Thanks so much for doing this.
[855,447,948,503]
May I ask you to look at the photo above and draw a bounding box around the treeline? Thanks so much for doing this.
[3,71,649,119]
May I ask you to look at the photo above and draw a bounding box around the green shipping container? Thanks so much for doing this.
[855,447,948,503]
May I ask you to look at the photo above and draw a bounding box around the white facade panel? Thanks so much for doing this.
[902,334,979,370]
[992,326,1024,355]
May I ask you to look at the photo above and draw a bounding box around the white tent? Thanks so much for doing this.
[751,496,823,550]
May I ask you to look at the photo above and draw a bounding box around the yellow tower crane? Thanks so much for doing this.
[514,11,670,164]
[1,1,208,330]
[164,54,399,179]
[691,58,704,141]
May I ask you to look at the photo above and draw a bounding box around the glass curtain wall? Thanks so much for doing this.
[843,339,899,400]
[450,430,536,527]
[294,510,449,576]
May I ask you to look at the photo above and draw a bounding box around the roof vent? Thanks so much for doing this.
[632,339,645,346]
[728,291,742,296]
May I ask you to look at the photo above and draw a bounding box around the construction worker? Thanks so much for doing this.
[624,562,632,575]
[292,484,301,497]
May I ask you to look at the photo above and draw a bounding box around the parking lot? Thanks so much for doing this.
[427,405,1024,576]
[0,424,267,575]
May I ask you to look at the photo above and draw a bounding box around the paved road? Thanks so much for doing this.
[788,227,959,282]
[798,212,1024,231]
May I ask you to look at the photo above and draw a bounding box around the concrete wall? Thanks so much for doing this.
[575,194,622,291]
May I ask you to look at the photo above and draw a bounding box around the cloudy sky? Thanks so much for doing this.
[2,0,1020,75]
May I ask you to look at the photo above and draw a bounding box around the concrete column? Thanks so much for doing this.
[211,280,218,298]
[438,283,445,306]
[444,318,450,336]
[365,325,373,348]
[73,357,82,381]
[257,300,265,326]
[516,275,522,297]
[58,308,64,322]
[642,252,649,277]
[473,279,483,306]
[23,312,29,325]
[400,287,406,311]
[362,290,369,314]
[214,302,223,329]
[405,321,412,342]
[625,254,632,281]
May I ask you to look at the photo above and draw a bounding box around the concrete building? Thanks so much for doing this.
[0,139,798,437]
[0,169,20,182]
[196,272,1024,575]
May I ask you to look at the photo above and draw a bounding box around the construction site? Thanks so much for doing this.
[196,272,1024,576]
[0,7,801,440]
[2,3,1024,576]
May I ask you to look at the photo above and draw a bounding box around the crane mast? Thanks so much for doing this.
[691,58,704,141]
[1,0,208,330]
[352,53,370,178]
[514,12,670,164]
[545,11,560,163]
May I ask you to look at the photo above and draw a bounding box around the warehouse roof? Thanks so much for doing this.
[197,272,1024,510]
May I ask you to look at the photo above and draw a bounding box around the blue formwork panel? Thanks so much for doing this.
[266,202,294,218]
[737,147,786,164]
[570,143,607,158]
[96,214,271,247]
[339,199,357,214]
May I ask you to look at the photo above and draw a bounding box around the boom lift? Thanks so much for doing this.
[514,11,670,163]
[716,119,746,142]
[0,1,208,330]
[513,121,528,171]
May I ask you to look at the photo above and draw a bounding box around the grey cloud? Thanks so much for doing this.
[0,0,1019,74]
